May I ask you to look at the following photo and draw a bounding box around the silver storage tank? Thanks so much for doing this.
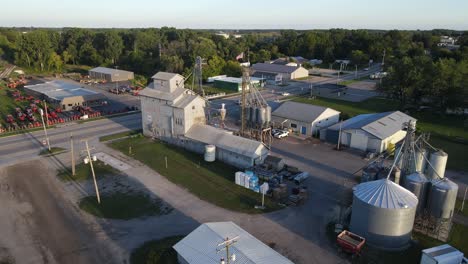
[350,179,418,250]
[426,150,448,180]
[428,178,458,219]
[246,106,251,124]
[414,148,428,173]
[265,105,272,125]
[403,172,430,214]
[257,106,266,127]
[249,106,257,125]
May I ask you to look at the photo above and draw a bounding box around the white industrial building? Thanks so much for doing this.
[271,101,340,136]
[321,111,416,153]
[89,67,134,82]
[173,222,294,264]
[251,63,309,81]
[140,72,268,168]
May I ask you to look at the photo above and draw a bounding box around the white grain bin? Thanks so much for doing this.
[350,179,418,250]
[426,150,448,180]
[428,178,458,219]
[204,145,216,162]
[414,148,428,173]
[403,172,430,214]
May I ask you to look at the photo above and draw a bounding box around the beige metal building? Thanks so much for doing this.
[322,111,416,153]
[24,80,106,111]
[272,101,340,136]
[251,63,309,80]
[88,67,134,82]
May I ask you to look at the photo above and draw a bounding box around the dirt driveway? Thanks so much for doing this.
[0,160,118,264]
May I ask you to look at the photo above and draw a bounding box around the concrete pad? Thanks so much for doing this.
[95,152,132,171]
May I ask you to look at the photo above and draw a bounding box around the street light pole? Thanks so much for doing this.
[39,108,51,151]
[82,140,101,204]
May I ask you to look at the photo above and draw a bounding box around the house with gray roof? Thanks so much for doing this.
[174,222,294,264]
[271,101,340,136]
[251,63,308,81]
[321,111,416,153]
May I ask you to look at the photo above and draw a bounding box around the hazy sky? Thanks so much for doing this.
[1,0,467,30]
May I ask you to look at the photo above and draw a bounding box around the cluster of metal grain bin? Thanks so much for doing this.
[246,105,271,128]
[350,148,458,250]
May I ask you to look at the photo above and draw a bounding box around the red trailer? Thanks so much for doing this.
[337,230,365,255]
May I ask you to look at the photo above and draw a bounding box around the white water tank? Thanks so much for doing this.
[204,145,216,162]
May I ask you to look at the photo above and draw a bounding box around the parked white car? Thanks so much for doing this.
[281,92,290,96]
[273,130,289,139]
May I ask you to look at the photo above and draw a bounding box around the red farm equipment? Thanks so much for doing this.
[336,230,365,256]
[6,115,14,123]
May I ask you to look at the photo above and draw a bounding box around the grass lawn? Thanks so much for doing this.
[130,236,183,264]
[292,96,468,171]
[79,191,170,220]
[110,137,281,213]
[99,129,142,142]
[455,198,468,217]
[202,85,237,95]
[39,147,66,156]
[413,223,468,255]
[57,160,119,181]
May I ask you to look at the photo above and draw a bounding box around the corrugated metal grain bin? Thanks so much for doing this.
[350,179,418,250]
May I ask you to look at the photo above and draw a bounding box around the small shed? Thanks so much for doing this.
[264,155,285,171]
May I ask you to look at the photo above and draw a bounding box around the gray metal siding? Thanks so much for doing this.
[325,129,340,144]
[350,196,416,250]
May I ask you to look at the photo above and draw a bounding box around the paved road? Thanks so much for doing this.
[0,113,142,167]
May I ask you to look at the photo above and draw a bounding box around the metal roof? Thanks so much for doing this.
[173,222,294,264]
[422,244,463,261]
[139,84,185,101]
[354,179,418,209]
[327,111,416,139]
[24,80,104,101]
[89,67,133,75]
[272,101,340,123]
[214,77,263,84]
[252,63,304,74]
[406,172,429,183]
[185,125,266,157]
[151,71,183,80]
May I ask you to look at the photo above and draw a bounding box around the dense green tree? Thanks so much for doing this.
[101,31,124,64]
[222,61,242,77]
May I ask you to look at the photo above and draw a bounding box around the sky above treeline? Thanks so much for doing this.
[1,0,467,30]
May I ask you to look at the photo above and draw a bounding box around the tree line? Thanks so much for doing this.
[0,27,467,109]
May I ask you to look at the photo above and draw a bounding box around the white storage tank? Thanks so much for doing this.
[414,148,428,173]
[428,178,458,219]
[350,179,418,250]
[426,150,448,180]
[403,172,430,214]
[204,145,216,162]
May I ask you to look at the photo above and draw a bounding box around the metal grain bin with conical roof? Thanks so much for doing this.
[350,179,418,250]
[403,172,430,214]
[428,178,458,219]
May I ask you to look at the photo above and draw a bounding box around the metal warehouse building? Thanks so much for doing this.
[321,111,416,153]
[24,80,106,111]
[174,222,294,264]
[88,67,134,82]
[271,101,340,136]
[183,124,268,168]
[251,63,309,81]
[213,76,265,92]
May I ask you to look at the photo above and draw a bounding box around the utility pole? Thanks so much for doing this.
[115,65,119,95]
[382,49,386,67]
[39,108,51,151]
[310,83,313,97]
[70,133,75,176]
[158,42,162,58]
[355,65,358,78]
[82,140,101,204]
[337,121,342,150]
[217,236,239,264]
[43,100,49,127]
